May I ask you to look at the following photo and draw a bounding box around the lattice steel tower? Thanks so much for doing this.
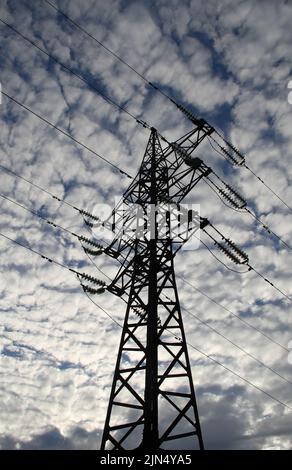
[99,121,220,451]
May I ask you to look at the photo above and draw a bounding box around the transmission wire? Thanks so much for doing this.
[1,91,132,179]
[1,227,291,411]
[0,229,80,275]
[180,301,292,386]
[84,292,292,412]
[0,17,140,125]
[4,193,287,388]
[42,0,292,214]
[0,161,85,214]
[177,275,289,352]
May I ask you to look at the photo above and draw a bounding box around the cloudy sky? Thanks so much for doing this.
[0,0,292,450]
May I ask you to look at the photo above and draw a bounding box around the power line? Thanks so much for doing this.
[1,223,291,412]
[186,340,292,412]
[0,161,84,214]
[1,91,132,179]
[0,191,108,274]
[79,218,291,354]
[0,229,79,275]
[81,222,292,382]
[26,184,289,390]
[85,292,292,412]
[177,275,289,352]
[3,5,291,436]
[250,266,292,302]
[197,231,292,302]
[0,17,142,126]
[74,214,292,354]
[180,301,292,386]
[206,138,292,251]
[1,195,291,417]
[43,0,292,216]
[0,160,106,229]
[2,83,291,415]
[245,208,292,251]
[0,192,81,241]
[5,11,289,239]
[0,228,107,294]
[42,0,172,101]
[83,290,123,329]
[197,235,251,274]
[244,163,292,214]
[4,93,288,301]
[208,135,292,214]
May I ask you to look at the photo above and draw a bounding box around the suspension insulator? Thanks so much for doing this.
[81,284,105,295]
[219,142,245,166]
[79,273,106,286]
[219,184,246,209]
[216,242,241,264]
[225,238,249,264]
[175,103,206,127]
[229,187,246,209]
[215,239,248,264]
[84,220,94,228]
[79,236,103,250]
[219,145,239,165]
[79,209,100,222]
[83,246,103,256]
[225,184,247,209]
[219,189,239,208]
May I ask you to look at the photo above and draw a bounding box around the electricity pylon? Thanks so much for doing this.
[100,123,215,450]
[80,120,248,451]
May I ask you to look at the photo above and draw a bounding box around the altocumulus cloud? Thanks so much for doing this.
[0,0,292,450]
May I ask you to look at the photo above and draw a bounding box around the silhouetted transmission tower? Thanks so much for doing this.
[100,121,217,451]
